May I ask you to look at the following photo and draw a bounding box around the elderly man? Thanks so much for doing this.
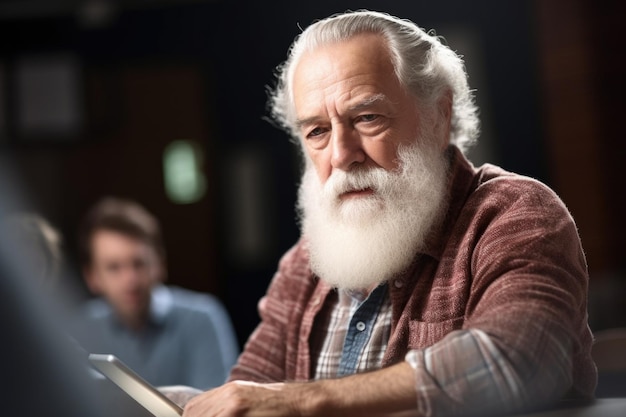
[182,10,596,417]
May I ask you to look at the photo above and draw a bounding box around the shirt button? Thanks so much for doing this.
[356,321,366,331]
[394,279,404,289]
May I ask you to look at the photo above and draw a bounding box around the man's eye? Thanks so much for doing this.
[105,263,121,274]
[133,259,148,270]
[307,127,326,138]
[358,114,378,122]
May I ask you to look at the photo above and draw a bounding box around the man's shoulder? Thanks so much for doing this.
[472,163,563,208]
[80,297,113,319]
[277,238,312,279]
[447,147,564,218]
[475,163,543,189]
[156,286,237,344]
[265,238,319,301]
[163,286,226,315]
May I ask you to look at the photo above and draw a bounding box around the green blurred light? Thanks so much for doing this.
[163,140,207,204]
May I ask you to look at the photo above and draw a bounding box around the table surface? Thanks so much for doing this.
[513,398,626,417]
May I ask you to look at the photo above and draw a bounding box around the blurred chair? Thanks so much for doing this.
[592,327,626,398]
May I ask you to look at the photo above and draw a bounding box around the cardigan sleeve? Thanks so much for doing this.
[228,240,313,383]
[405,175,596,416]
[405,328,572,416]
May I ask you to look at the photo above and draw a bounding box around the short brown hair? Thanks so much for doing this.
[78,197,165,267]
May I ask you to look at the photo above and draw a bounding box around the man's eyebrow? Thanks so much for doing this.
[347,94,388,112]
[295,116,320,129]
[295,94,389,128]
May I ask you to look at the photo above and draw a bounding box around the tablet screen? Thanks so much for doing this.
[89,354,183,417]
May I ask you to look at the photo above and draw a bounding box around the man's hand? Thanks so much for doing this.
[182,362,418,417]
[159,385,204,407]
[182,380,304,417]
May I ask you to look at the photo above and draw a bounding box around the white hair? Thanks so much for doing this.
[268,10,480,154]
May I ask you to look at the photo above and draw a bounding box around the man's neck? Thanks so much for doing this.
[118,311,149,333]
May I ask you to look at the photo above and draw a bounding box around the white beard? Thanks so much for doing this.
[297,138,450,290]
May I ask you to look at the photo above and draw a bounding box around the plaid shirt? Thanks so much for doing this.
[230,146,597,416]
[310,285,393,379]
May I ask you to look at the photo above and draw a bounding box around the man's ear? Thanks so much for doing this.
[435,90,453,150]
[84,266,101,295]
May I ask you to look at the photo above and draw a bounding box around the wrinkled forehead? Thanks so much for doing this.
[286,33,399,117]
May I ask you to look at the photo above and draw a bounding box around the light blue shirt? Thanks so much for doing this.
[71,285,239,389]
[337,284,388,377]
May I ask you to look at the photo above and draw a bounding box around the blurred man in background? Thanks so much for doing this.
[70,197,238,389]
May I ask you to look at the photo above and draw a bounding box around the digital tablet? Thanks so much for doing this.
[88,354,183,417]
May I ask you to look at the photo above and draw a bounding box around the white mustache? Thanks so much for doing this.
[323,168,391,200]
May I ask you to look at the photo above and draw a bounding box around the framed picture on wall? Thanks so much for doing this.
[14,53,84,141]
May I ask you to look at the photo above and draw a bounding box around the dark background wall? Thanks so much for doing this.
[0,0,624,346]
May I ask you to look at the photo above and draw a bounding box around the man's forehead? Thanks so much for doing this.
[292,37,399,95]
[295,93,391,128]
[91,230,155,253]
[292,35,391,85]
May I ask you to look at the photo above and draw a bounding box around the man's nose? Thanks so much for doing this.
[330,124,365,171]
[121,264,142,283]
